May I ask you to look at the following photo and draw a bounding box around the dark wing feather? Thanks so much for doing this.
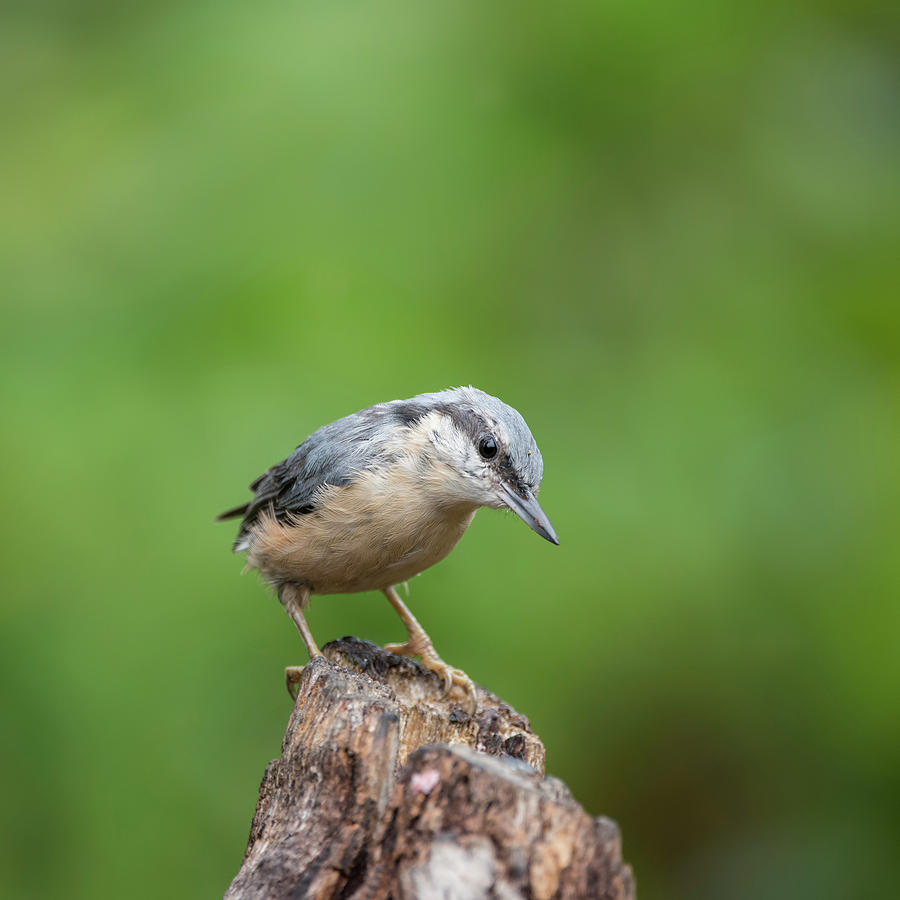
[219,399,424,547]
[215,502,249,521]
[232,449,350,541]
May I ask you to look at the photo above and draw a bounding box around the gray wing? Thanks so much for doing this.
[218,398,433,546]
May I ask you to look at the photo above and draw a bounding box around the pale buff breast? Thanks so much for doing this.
[244,462,478,595]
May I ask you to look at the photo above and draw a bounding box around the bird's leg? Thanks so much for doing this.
[382,585,477,712]
[278,583,321,699]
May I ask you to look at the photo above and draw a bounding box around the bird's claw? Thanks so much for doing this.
[383,640,478,713]
[383,640,415,658]
[434,662,478,715]
[285,665,305,700]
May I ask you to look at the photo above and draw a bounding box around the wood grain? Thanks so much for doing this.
[225,637,634,899]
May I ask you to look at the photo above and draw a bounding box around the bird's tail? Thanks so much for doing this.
[216,503,249,521]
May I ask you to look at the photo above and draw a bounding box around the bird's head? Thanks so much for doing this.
[386,387,559,545]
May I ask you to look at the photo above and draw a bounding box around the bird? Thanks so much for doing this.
[218,386,558,710]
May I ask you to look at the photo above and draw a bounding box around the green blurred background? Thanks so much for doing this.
[2,1,898,897]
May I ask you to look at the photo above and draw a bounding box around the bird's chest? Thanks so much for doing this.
[377,504,476,575]
[324,479,477,590]
[248,465,477,593]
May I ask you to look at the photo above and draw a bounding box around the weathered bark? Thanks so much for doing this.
[225,637,634,899]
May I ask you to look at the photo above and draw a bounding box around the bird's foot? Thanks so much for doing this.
[285,665,305,700]
[384,640,478,713]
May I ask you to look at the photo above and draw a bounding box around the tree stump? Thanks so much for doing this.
[225,637,635,899]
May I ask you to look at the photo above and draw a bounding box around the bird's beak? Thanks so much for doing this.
[498,482,559,545]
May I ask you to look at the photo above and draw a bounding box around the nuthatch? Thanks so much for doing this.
[218,386,558,709]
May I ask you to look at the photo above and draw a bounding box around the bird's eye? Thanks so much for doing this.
[478,435,498,460]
